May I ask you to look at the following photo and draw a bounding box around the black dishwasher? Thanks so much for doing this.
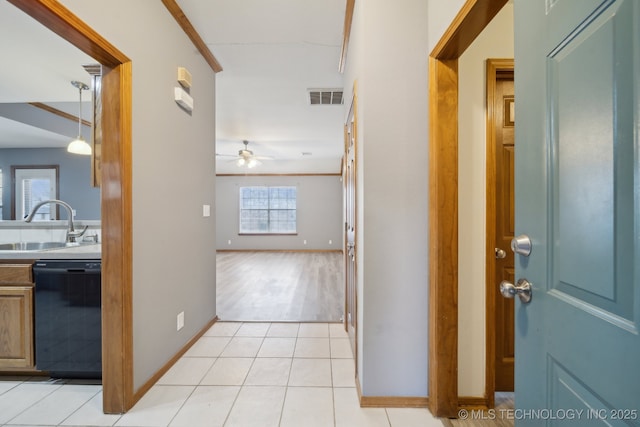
[33,259,102,379]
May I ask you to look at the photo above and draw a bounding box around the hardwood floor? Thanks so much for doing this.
[216,251,344,322]
[442,393,515,427]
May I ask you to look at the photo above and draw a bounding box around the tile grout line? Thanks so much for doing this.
[57,385,109,427]
[218,321,299,427]
[276,325,298,427]
[220,321,251,427]
[329,334,338,427]
[0,381,21,399]
[2,322,362,427]
[165,380,201,427]
[4,381,65,426]
[221,387,242,427]
[385,406,393,426]
[171,320,244,427]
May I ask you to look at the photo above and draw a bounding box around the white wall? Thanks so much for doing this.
[458,4,514,396]
[216,175,342,250]
[59,0,217,390]
[344,0,429,397]
[343,0,513,399]
[427,0,466,52]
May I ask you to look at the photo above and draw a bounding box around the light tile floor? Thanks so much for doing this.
[0,322,443,427]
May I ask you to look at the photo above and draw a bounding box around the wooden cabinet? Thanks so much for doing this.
[0,263,34,369]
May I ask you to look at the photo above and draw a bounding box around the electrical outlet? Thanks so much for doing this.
[228,240,232,245]
[203,204,211,217]
[303,240,307,245]
[329,240,332,245]
[177,311,184,331]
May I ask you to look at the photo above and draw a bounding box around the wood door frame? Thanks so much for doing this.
[485,58,514,408]
[428,0,508,418]
[7,0,133,413]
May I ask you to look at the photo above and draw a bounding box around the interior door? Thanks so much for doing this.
[493,69,515,392]
[344,90,357,366]
[513,0,640,424]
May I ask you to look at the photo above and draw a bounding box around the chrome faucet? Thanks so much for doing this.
[24,199,87,243]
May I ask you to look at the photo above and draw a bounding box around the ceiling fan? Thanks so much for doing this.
[216,140,273,168]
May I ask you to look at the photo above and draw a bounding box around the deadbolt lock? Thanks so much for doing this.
[511,234,532,257]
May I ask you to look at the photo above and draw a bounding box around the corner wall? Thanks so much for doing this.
[342,0,514,403]
[344,0,429,397]
[216,175,342,251]
[59,0,217,390]
[427,0,466,52]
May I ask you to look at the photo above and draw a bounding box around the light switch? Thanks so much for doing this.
[203,204,211,217]
[177,311,184,331]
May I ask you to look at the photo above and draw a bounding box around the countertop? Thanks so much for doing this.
[0,243,101,260]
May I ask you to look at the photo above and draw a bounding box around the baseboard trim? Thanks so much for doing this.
[360,395,430,408]
[458,396,490,410]
[355,375,429,408]
[131,316,218,404]
[216,249,343,253]
[353,396,491,418]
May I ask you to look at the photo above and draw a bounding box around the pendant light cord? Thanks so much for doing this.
[78,85,83,138]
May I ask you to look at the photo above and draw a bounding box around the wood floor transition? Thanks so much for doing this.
[216,251,344,322]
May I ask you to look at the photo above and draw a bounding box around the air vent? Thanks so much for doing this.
[309,89,343,105]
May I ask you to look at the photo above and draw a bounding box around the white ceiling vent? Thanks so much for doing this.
[309,89,343,105]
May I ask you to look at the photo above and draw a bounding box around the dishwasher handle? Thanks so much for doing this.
[34,268,100,274]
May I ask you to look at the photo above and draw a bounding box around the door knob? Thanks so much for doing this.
[495,248,507,259]
[511,234,532,256]
[500,278,532,303]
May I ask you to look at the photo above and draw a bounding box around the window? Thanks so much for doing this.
[239,186,297,234]
[11,166,60,220]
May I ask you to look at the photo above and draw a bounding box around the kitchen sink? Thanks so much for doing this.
[0,241,71,251]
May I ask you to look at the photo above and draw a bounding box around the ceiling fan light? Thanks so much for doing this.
[237,158,246,166]
[67,136,92,155]
[247,158,258,168]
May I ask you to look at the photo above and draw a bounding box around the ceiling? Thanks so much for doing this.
[0,1,94,149]
[0,0,347,174]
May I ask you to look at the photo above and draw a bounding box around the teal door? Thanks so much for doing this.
[513,0,640,425]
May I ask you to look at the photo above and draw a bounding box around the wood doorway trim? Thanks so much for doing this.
[485,58,515,409]
[7,0,133,414]
[428,0,508,418]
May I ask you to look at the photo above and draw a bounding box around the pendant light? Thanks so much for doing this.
[67,81,92,155]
